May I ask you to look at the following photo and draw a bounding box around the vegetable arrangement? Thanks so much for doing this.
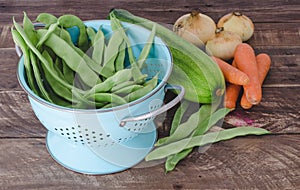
[12,13,158,109]
[12,10,270,174]
[172,10,271,110]
[110,9,270,173]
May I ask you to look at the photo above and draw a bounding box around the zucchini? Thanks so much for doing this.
[108,9,225,104]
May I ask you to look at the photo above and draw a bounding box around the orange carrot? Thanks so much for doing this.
[240,92,253,109]
[234,43,261,105]
[240,53,271,109]
[225,83,241,109]
[224,60,242,109]
[256,53,271,81]
[212,56,250,85]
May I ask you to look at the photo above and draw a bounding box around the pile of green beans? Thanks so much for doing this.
[145,102,270,173]
[12,13,158,109]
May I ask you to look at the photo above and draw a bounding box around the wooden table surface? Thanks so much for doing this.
[0,0,299,189]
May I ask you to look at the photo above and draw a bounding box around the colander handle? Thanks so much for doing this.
[119,84,185,127]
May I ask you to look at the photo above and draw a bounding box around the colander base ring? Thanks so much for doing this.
[45,122,157,175]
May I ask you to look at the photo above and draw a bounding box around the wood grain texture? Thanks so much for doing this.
[0,87,299,138]
[0,0,299,24]
[0,135,299,189]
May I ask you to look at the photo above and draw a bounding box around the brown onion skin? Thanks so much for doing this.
[217,11,254,41]
[206,28,242,60]
[173,10,216,47]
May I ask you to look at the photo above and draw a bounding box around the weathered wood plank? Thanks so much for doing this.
[0,86,299,138]
[2,20,300,48]
[0,0,299,25]
[0,134,299,189]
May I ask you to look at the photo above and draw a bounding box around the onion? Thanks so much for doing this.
[217,11,254,41]
[173,10,216,47]
[206,27,242,60]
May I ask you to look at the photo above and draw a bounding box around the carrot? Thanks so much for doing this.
[240,92,253,109]
[225,83,241,109]
[256,53,271,81]
[224,60,242,109]
[212,56,250,85]
[240,53,271,109]
[234,43,261,105]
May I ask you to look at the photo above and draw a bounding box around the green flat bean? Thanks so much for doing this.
[146,127,270,161]
[169,101,190,135]
[56,28,75,84]
[57,27,105,78]
[29,50,53,102]
[137,24,156,68]
[71,89,105,109]
[86,68,133,96]
[165,148,193,173]
[58,14,89,52]
[155,104,215,146]
[92,27,105,66]
[114,40,126,72]
[35,13,57,26]
[13,19,80,93]
[23,12,38,46]
[86,27,96,43]
[11,28,39,96]
[36,23,58,49]
[62,59,75,85]
[163,107,230,172]
[110,80,135,92]
[113,84,143,95]
[88,93,127,106]
[192,108,230,136]
[53,57,64,78]
[36,29,101,87]
[124,75,158,102]
[110,15,144,81]
[102,30,124,77]
[110,73,147,93]
[41,50,75,103]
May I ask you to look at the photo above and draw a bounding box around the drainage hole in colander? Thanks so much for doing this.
[54,128,58,131]
[61,133,64,136]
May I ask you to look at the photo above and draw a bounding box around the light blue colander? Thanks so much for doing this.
[16,20,184,174]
